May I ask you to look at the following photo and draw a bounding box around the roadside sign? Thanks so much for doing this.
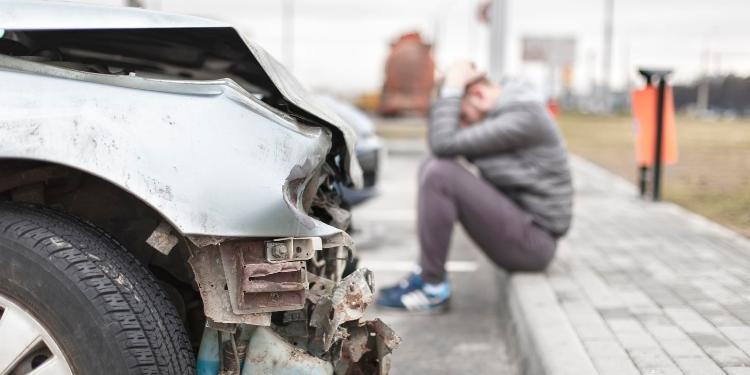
[521,37,575,66]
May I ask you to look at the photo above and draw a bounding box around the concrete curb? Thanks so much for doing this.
[501,272,597,375]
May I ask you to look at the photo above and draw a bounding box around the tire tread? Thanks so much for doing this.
[0,202,194,375]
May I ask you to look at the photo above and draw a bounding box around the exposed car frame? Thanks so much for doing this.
[316,95,384,207]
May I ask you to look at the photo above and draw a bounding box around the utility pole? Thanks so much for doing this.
[468,0,479,61]
[489,0,507,81]
[282,0,295,72]
[696,48,710,113]
[125,0,160,9]
[621,42,631,92]
[602,0,614,112]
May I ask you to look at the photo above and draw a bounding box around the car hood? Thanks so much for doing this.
[0,0,226,30]
[0,0,363,187]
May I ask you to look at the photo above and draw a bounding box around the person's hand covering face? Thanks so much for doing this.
[461,84,492,125]
[442,61,483,91]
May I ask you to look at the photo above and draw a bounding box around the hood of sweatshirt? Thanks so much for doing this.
[495,78,545,109]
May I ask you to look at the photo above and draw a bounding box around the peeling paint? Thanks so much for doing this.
[146,221,179,255]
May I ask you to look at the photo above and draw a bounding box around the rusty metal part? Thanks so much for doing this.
[307,272,335,305]
[187,235,227,247]
[310,268,374,353]
[329,246,349,283]
[273,309,310,350]
[321,238,356,282]
[368,319,401,352]
[205,318,238,333]
[220,240,307,314]
[146,221,179,255]
[342,325,370,363]
[187,235,400,373]
[370,319,400,375]
[221,337,247,375]
[330,268,373,325]
[321,232,354,249]
[187,245,271,326]
[265,237,321,263]
[334,319,401,375]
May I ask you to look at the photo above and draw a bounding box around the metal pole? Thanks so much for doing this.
[652,76,666,201]
[282,0,295,72]
[489,0,507,81]
[696,48,710,113]
[602,0,614,112]
[639,166,648,197]
[636,73,653,198]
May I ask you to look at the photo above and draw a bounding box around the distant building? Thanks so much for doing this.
[673,75,750,117]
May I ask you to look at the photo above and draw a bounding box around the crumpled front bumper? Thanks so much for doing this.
[188,236,400,375]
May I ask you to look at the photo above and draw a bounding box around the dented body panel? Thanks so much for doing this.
[0,0,362,238]
[0,56,341,238]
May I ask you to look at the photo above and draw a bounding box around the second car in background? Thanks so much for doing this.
[317,95,385,206]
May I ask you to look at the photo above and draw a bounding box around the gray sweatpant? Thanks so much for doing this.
[418,157,557,284]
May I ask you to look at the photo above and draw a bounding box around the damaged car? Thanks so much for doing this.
[0,1,398,375]
[315,95,383,207]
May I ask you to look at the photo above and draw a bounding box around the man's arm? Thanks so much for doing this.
[428,95,536,158]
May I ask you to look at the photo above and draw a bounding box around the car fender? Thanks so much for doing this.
[0,57,342,238]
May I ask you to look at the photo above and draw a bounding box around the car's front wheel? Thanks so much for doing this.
[0,203,194,375]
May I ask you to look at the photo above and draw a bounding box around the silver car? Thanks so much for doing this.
[315,95,384,207]
[0,1,398,374]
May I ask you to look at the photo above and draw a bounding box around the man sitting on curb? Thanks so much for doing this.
[376,61,574,312]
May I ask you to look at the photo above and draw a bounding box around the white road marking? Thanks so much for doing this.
[361,260,479,272]
[353,209,416,222]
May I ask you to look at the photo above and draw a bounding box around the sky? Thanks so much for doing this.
[83,0,750,96]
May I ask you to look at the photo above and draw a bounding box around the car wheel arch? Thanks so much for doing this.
[0,158,194,283]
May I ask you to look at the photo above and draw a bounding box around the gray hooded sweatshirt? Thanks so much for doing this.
[428,79,573,237]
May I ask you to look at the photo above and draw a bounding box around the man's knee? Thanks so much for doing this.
[419,157,462,188]
[524,253,555,272]
[507,246,556,272]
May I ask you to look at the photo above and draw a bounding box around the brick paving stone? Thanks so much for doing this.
[670,357,725,375]
[525,157,750,374]
[563,301,613,340]
[627,348,682,374]
[583,339,640,375]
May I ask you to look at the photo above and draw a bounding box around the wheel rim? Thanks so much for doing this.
[0,294,73,375]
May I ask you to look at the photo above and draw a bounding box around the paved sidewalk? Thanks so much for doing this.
[511,156,750,375]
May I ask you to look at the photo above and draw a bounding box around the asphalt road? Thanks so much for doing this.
[352,140,517,375]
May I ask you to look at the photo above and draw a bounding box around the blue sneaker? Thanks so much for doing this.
[378,272,423,298]
[376,273,451,313]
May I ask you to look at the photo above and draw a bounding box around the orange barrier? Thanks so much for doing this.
[632,86,678,166]
[547,99,561,119]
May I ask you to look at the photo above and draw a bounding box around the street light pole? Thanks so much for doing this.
[602,0,613,112]
[282,0,295,72]
[489,0,507,81]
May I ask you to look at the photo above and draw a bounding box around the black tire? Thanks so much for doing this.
[0,203,195,375]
